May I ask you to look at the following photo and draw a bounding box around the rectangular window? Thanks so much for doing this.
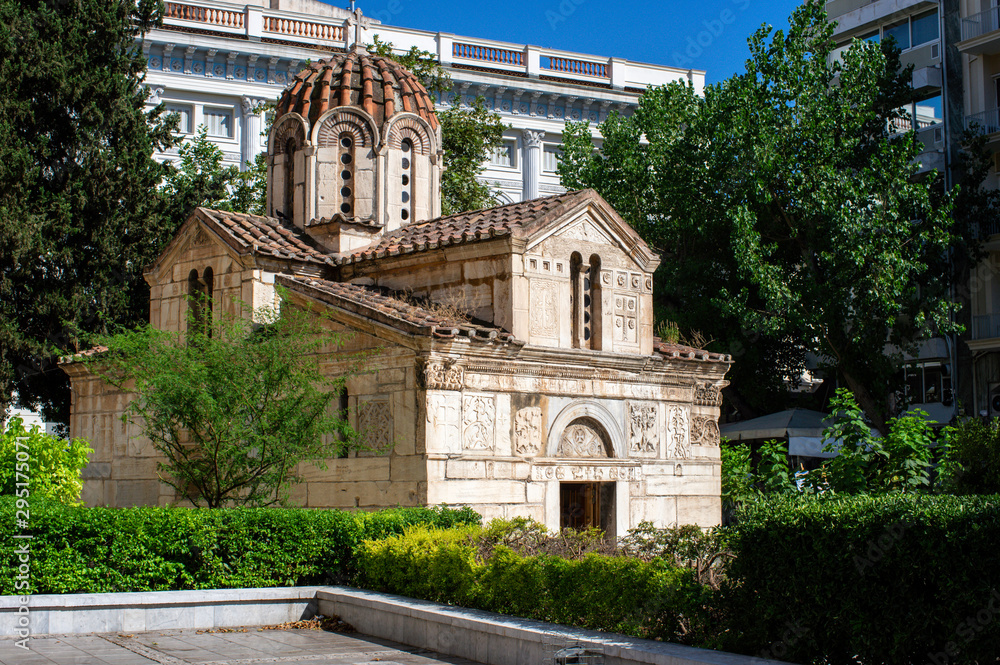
[884,19,910,50]
[543,145,562,173]
[914,94,943,128]
[911,8,939,47]
[860,30,880,44]
[204,107,233,138]
[489,141,517,168]
[164,104,192,134]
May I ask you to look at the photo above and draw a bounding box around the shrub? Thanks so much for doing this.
[940,418,1000,494]
[722,494,1000,664]
[0,499,479,595]
[356,519,714,645]
[0,417,91,504]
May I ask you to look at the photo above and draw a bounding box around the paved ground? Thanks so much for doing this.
[0,628,483,665]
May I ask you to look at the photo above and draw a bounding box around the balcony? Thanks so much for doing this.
[974,313,1000,342]
[157,0,692,91]
[965,108,1000,135]
[959,8,1000,54]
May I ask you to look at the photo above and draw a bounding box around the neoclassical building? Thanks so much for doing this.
[64,48,730,535]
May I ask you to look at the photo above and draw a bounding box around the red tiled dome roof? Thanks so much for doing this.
[275,49,438,130]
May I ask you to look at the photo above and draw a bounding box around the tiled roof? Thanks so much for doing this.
[277,275,519,343]
[196,208,330,265]
[653,339,731,364]
[337,190,596,265]
[276,48,438,130]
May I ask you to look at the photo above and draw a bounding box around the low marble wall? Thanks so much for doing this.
[318,586,790,665]
[0,587,320,636]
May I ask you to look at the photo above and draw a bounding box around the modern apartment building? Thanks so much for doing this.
[143,0,703,205]
[824,0,1000,421]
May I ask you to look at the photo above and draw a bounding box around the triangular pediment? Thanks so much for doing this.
[522,193,660,273]
[145,210,250,285]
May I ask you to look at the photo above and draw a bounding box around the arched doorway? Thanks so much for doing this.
[557,417,616,534]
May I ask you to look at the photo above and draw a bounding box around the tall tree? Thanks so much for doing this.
[560,0,981,431]
[0,0,177,421]
[368,36,506,215]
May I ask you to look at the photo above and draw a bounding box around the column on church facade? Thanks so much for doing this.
[521,129,544,201]
[241,96,266,170]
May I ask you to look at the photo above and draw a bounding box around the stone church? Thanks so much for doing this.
[62,47,731,535]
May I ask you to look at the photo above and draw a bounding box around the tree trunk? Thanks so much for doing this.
[841,370,889,436]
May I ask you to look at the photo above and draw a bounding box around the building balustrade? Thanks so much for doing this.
[973,313,1000,340]
[962,7,1000,42]
[157,1,682,91]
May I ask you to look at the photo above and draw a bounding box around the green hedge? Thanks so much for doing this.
[0,498,479,595]
[356,525,712,645]
[723,494,1000,664]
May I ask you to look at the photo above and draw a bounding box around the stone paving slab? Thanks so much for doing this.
[0,628,483,665]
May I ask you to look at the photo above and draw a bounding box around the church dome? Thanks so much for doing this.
[276,49,438,130]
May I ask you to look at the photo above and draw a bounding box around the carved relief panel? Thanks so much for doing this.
[358,399,392,452]
[513,407,544,456]
[691,415,721,447]
[462,394,497,451]
[558,418,610,458]
[529,280,559,338]
[426,393,462,449]
[665,405,690,459]
[628,402,659,456]
[424,361,464,391]
[614,294,638,345]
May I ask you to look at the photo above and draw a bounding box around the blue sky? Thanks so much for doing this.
[330,0,805,84]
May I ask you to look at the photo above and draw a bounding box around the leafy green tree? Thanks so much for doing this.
[368,36,506,215]
[0,417,91,505]
[438,98,506,215]
[939,418,1000,494]
[160,126,240,217]
[559,0,981,430]
[0,0,177,422]
[88,295,364,508]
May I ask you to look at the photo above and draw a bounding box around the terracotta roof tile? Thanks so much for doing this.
[197,208,330,265]
[653,338,731,364]
[275,49,438,130]
[277,275,519,343]
[336,190,594,265]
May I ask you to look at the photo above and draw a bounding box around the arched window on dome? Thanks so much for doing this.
[400,138,414,224]
[337,133,355,218]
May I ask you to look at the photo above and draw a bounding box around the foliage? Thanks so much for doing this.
[367,36,506,215]
[88,294,365,507]
[0,498,480,594]
[357,519,713,645]
[160,127,240,217]
[368,35,451,94]
[816,388,935,493]
[720,441,756,518]
[227,151,269,216]
[0,417,91,505]
[723,494,1000,663]
[438,98,507,215]
[939,418,1000,494]
[558,0,983,429]
[0,0,177,422]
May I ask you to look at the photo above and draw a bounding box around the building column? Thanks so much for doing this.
[521,129,544,201]
[241,96,266,170]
